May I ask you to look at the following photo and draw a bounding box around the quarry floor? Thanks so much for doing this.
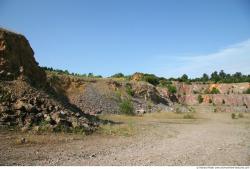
[0,112,250,166]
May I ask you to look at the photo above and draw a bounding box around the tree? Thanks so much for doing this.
[88,73,94,77]
[180,74,188,82]
[202,73,209,82]
[211,71,220,83]
[111,73,124,78]
[219,70,226,80]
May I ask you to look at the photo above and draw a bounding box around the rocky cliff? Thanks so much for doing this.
[175,82,250,112]
[0,28,46,86]
[0,28,99,133]
[46,72,172,115]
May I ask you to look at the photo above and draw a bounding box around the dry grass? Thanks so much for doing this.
[97,112,197,137]
[97,122,136,137]
[9,132,86,146]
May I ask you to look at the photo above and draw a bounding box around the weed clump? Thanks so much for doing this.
[198,95,203,103]
[231,113,236,119]
[183,113,194,119]
[119,99,135,115]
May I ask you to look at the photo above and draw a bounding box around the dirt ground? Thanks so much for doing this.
[0,112,249,166]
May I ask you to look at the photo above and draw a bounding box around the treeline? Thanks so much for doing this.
[111,70,250,85]
[41,66,250,84]
[179,70,250,84]
[41,66,102,78]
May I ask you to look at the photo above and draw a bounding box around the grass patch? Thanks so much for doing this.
[11,132,86,146]
[97,122,136,137]
[183,113,195,119]
[119,99,135,115]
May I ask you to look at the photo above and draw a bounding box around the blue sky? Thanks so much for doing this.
[0,0,250,78]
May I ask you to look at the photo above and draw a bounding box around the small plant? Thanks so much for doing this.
[193,90,199,94]
[231,113,236,119]
[119,99,135,115]
[210,87,220,94]
[126,86,134,96]
[214,108,217,113]
[197,95,203,103]
[183,113,194,119]
[243,88,250,94]
[167,84,177,94]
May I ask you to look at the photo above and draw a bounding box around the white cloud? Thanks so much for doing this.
[163,39,250,78]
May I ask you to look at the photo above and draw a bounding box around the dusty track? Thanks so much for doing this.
[0,112,249,165]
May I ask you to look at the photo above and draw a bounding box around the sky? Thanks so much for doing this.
[0,0,250,78]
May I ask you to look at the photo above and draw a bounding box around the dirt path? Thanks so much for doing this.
[0,112,249,165]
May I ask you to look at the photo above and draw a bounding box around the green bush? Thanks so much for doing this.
[126,86,134,96]
[142,74,160,86]
[159,79,172,87]
[210,87,220,94]
[119,99,135,115]
[167,84,177,94]
[231,113,236,119]
[183,113,194,119]
[243,88,250,94]
[111,73,124,78]
[198,95,203,103]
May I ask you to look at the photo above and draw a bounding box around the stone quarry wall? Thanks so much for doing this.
[0,28,99,132]
[0,28,46,86]
[174,82,250,112]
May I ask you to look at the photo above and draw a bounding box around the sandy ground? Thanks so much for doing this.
[0,112,249,166]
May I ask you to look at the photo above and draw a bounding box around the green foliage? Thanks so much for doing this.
[179,74,189,82]
[197,95,203,103]
[210,87,220,94]
[119,99,135,115]
[142,74,160,86]
[41,66,102,78]
[202,73,209,82]
[126,85,134,96]
[231,113,236,119]
[167,84,177,94]
[159,79,172,87]
[111,73,124,78]
[243,88,250,94]
[183,113,194,119]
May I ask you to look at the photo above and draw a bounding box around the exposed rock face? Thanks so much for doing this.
[0,28,46,86]
[47,73,170,115]
[0,28,99,132]
[175,82,250,112]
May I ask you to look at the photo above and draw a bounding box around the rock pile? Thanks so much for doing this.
[0,80,99,133]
